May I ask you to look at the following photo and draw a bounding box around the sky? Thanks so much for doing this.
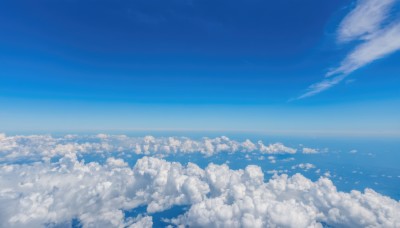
[0,0,399,135]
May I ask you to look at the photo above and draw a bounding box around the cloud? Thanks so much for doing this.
[0,134,300,163]
[127,215,153,228]
[3,134,398,227]
[267,156,276,163]
[296,74,347,99]
[328,22,400,77]
[302,147,319,154]
[107,157,128,167]
[337,0,395,42]
[170,164,400,228]
[1,155,399,228]
[291,163,316,171]
[0,155,209,227]
[258,142,297,154]
[297,0,400,99]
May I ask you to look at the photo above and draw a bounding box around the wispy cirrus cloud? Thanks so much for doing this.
[297,0,400,99]
[328,22,400,77]
[337,0,395,42]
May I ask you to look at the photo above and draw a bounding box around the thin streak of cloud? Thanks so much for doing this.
[338,0,395,42]
[296,75,346,100]
[328,22,400,77]
[295,0,400,100]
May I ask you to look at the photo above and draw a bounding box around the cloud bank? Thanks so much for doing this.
[1,134,399,227]
[0,133,299,163]
[0,155,399,227]
[298,0,400,99]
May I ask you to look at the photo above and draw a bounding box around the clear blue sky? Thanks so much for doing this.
[0,0,399,135]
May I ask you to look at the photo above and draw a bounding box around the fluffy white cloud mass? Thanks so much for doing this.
[292,163,316,171]
[0,153,399,228]
[0,133,300,162]
[259,142,297,154]
[302,147,319,154]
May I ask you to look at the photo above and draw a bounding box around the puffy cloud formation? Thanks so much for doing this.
[0,154,399,228]
[258,142,297,154]
[174,174,400,228]
[292,163,316,171]
[127,215,153,228]
[0,155,207,227]
[0,133,300,162]
[302,147,319,154]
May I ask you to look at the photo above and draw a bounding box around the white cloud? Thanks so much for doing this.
[0,134,300,163]
[296,74,346,99]
[258,141,297,154]
[328,22,400,77]
[338,0,395,42]
[171,168,400,228]
[282,157,295,162]
[0,155,209,227]
[107,157,128,167]
[127,215,153,228]
[297,0,400,99]
[292,163,316,171]
[1,154,399,228]
[302,147,319,154]
[267,156,276,164]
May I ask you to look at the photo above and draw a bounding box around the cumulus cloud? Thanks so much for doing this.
[0,134,300,162]
[127,215,153,228]
[302,147,319,154]
[0,154,399,228]
[107,157,128,167]
[258,142,297,154]
[267,156,276,164]
[297,0,400,99]
[350,149,358,153]
[292,163,316,171]
[170,163,400,228]
[0,155,209,227]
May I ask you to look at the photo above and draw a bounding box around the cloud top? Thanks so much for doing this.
[1,133,399,227]
[0,134,300,163]
[1,155,399,227]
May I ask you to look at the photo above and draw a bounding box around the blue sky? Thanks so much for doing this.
[0,0,399,135]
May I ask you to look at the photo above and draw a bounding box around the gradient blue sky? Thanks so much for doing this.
[0,0,399,135]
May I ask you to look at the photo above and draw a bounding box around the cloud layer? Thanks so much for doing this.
[0,155,399,228]
[0,133,299,163]
[298,0,400,99]
[1,134,399,227]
